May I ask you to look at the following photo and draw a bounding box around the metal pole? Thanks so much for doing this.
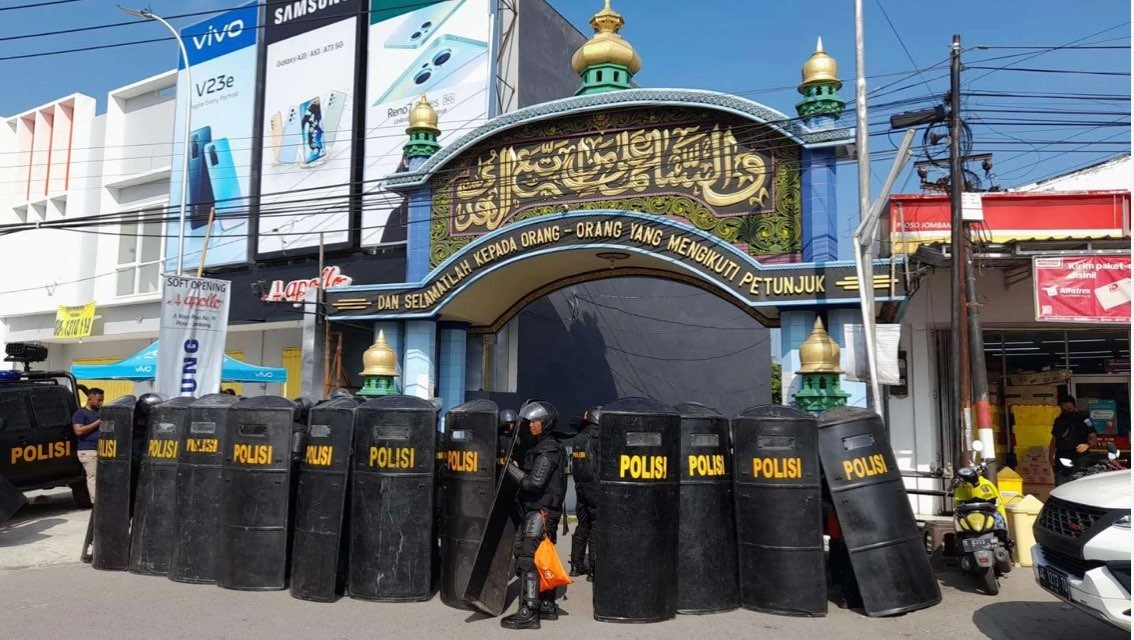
[854,0,871,250]
[318,232,329,399]
[120,7,192,276]
[948,35,971,468]
[966,235,997,482]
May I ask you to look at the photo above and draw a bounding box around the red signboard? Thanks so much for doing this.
[1033,255,1131,323]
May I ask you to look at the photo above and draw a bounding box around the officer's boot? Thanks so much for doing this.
[539,590,559,621]
[501,570,541,630]
[568,539,587,577]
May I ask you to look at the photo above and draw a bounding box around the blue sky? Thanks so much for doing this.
[0,0,1128,198]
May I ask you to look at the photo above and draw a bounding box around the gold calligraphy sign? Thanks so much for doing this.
[450,124,774,235]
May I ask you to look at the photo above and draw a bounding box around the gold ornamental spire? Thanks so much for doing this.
[360,330,399,377]
[406,94,439,133]
[800,37,842,89]
[570,0,642,75]
[797,317,843,374]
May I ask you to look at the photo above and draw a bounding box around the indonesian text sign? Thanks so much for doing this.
[53,302,95,339]
[1034,255,1131,324]
[328,213,900,318]
[156,276,232,397]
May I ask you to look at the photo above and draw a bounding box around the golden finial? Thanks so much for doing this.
[570,0,642,75]
[797,317,843,374]
[406,94,439,133]
[800,37,842,90]
[360,330,399,377]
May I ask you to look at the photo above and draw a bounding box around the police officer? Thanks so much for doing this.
[498,409,519,476]
[1050,394,1098,485]
[501,401,567,630]
[131,394,164,494]
[569,406,600,581]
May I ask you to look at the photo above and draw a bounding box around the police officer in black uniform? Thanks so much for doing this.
[131,393,164,502]
[498,409,519,477]
[501,401,566,630]
[569,406,600,581]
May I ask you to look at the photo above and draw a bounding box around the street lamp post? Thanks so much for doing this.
[119,6,192,276]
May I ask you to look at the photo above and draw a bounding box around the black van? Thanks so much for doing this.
[0,365,91,508]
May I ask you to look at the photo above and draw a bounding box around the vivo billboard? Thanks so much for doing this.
[167,2,259,270]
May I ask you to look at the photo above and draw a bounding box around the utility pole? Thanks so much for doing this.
[949,35,972,468]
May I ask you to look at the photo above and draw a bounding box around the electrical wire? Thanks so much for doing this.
[0,0,83,11]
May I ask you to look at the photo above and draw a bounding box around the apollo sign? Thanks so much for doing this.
[261,266,354,303]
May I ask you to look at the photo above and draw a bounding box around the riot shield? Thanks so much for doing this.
[461,426,520,616]
[674,402,738,615]
[0,473,26,525]
[733,405,825,616]
[217,396,296,591]
[818,407,941,617]
[129,396,193,576]
[290,396,359,602]
[593,397,680,624]
[348,395,438,602]
[168,393,239,584]
[438,399,498,610]
[91,395,135,571]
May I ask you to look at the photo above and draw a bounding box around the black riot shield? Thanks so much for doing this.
[818,407,941,617]
[674,402,738,615]
[92,396,136,571]
[0,472,25,525]
[289,396,360,602]
[168,393,240,584]
[438,399,498,610]
[593,397,681,624]
[733,405,825,616]
[129,396,193,576]
[461,427,520,616]
[348,395,438,602]
[217,396,296,591]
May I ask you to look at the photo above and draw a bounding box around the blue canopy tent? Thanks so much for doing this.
[70,342,287,383]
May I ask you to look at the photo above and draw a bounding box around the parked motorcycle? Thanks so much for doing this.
[952,441,1013,595]
[1056,442,1128,481]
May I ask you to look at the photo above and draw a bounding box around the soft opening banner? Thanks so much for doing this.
[54,302,96,339]
[1034,255,1131,323]
[156,276,232,397]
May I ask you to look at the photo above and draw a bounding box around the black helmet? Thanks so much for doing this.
[135,393,164,421]
[583,405,603,426]
[499,409,518,426]
[293,397,315,424]
[329,388,354,399]
[518,400,558,438]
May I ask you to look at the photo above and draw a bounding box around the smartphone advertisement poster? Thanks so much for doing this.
[258,0,363,256]
[361,0,493,246]
[167,2,259,270]
[1034,255,1132,323]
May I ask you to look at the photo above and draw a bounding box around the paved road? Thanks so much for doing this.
[0,495,1127,640]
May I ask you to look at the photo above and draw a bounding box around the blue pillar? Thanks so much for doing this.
[437,322,469,419]
[405,157,434,282]
[826,308,868,408]
[403,320,437,401]
[373,321,404,393]
[779,309,816,405]
[800,147,839,262]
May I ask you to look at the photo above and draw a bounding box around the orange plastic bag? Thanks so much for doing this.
[534,536,572,591]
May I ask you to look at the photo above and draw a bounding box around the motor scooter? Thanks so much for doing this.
[1056,442,1128,481]
[952,441,1012,595]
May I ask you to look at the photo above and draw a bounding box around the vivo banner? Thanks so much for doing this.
[155,276,232,398]
[361,0,493,245]
[166,2,260,270]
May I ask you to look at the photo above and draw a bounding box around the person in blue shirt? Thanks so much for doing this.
[72,387,104,505]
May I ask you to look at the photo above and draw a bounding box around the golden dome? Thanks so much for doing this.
[570,0,642,75]
[800,37,841,89]
[797,317,843,374]
[406,94,439,133]
[360,330,399,377]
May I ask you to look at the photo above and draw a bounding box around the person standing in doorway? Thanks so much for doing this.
[72,388,104,505]
[1049,394,1097,486]
[569,406,601,582]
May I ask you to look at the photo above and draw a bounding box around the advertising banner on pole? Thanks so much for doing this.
[156,276,232,398]
[167,2,260,270]
[257,0,363,257]
[1033,255,1131,323]
[361,0,493,245]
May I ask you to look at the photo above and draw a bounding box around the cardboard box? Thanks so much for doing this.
[1007,370,1072,387]
[1005,385,1060,406]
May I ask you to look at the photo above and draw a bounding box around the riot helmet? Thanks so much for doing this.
[499,409,518,433]
[293,397,315,425]
[583,405,603,427]
[134,393,164,427]
[329,388,354,399]
[518,400,558,442]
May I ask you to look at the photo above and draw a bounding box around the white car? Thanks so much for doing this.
[1032,469,1131,633]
